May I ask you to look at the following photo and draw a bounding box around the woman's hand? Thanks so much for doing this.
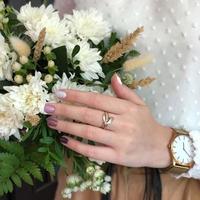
[44,74,173,168]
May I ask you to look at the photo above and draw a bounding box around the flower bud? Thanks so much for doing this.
[12,62,22,72]
[44,46,52,54]
[19,56,28,64]
[26,74,33,83]
[86,166,95,175]
[14,75,23,84]
[44,74,53,84]
[48,60,55,68]
[94,169,105,178]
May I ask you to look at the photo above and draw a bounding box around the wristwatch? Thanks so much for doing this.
[163,128,195,174]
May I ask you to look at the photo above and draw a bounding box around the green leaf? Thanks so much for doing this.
[11,174,22,188]
[6,179,13,193]
[46,52,56,61]
[22,62,36,70]
[0,80,13,91]
[40,137,54,145]
[38,147,49,153]
[72,45,80,58]
[24,162,43,182]
[17,169,33,185]
[52,46,68,76]
[0,141,24,159]
[127,50,141,58]
[108,32,119,47]
[44,162,55,176]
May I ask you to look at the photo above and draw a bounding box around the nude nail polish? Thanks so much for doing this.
[55,90,67,99]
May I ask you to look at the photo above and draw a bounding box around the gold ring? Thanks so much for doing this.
[102,112,114,129]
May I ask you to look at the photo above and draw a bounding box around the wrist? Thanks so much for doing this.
[150,125,173,168]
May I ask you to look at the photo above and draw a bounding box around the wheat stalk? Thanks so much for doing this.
[123,54,153,71]
[33,28,46,62]
[103,27,144,63]
[128,77,155,89]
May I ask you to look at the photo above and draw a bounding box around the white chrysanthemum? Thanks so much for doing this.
[67,41,104,80]
[17,3,70,48]
[0,95,24,140]
[62,188,72,199]
[0,33,16,81]
[51,73,90,102]
[4,72,49,115]
[64,8,111,45]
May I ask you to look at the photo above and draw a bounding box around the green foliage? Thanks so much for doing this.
[52,46,68,76]
[0,117,66,196]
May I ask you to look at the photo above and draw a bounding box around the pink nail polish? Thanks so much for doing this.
[47,119,57,127]
[44,104,55,113]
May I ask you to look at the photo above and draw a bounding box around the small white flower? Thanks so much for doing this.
[62,188,72,199]
[100,182,111,194]
[17,3,70,48]
[80,183,87,192]
[51,73,90,102]
[67,175,82,186]
[4,72,49,116]
[0,33,16,81]
[104,176,112,182]
[64,9,111,45]
[67,41,104,81]
[94,169,105,178]
[89,158,106,165]
[0,95,24,140]
[86,166,95,175]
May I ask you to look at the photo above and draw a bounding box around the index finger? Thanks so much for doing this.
[54,89,129,114]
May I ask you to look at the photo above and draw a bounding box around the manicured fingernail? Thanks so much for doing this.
[55,90,67,99]
[47,117,57,127]
[115,74,122,85]
[60,136,69,144]
[44,104,55,113]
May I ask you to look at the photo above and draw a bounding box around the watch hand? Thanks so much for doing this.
[183,143,191,157]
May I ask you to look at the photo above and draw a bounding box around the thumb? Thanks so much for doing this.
[111,73,145,105]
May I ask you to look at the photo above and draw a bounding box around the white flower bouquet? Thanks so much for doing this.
[0,1,154,198]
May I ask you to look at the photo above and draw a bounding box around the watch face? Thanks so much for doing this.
[171,135,195,165]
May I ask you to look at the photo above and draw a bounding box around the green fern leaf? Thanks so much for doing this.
[0,140,24,158]
[6,179,13,193]
[16,169,33,185]
[43,162,55,176]
[11,174,22,188]
[24,161,43,182]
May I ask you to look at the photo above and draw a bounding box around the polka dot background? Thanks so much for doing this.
[75,0,200,131]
